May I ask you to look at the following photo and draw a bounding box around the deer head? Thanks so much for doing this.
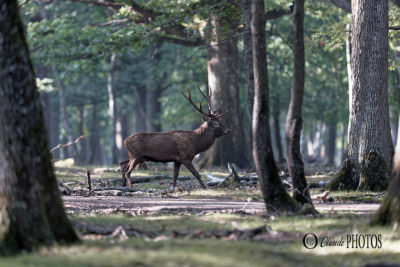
[180,83,231,137]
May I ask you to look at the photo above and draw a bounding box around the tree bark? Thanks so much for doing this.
[272,101,284,164]
[200,1,249,168]
[0,1,78,254]
[285,0,312,205]
[250,0,299,213]
[328,0,393,191]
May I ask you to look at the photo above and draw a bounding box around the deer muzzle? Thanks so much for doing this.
[223,128,231,135]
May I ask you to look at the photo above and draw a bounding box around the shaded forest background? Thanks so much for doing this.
[21,0,400,168]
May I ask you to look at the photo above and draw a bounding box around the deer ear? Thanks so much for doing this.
[203,116,210,121]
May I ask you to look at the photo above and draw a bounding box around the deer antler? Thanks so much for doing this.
[180,84,225,119]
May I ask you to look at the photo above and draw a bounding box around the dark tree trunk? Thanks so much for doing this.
[89,101,102,165]
[284,0,312,206]
[200,1,249,168]
[0,1,78,254]
[272,99,284,164]
[250,0,299,213]
[328,0,393,191]
[326,122,337,166]
[242,0,254,153]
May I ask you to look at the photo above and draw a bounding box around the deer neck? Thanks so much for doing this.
[194,123,216,153]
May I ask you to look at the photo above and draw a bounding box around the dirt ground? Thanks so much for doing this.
[63,195,380,215]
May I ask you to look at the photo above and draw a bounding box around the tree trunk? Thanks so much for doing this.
[52,64,78,161]
[250,0,299,213]
[285,0,312,205]
[326,122,337,166]
[0,1,78,254]
[107,53,119,165]
[200,1,249,168]
[272,102,284,164]
[328,0,393,191]
[242,0,254,156]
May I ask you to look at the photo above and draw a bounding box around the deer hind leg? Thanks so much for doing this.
[173,162,181,188]
[182,161,206,189]
[120,160,129,187]
[125,158,138,189]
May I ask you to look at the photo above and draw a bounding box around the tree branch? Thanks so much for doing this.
[67,0,122,9]
[50,135,85,153]
[265,8,292,20]
[156,35,205,47]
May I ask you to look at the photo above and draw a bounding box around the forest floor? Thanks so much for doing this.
[3,163,400,267]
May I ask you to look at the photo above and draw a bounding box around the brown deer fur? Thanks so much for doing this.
[121,85,230,188]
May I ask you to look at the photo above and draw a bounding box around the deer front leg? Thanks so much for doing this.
[125,159,138,189]
[182,161,206,189]
[173,162,181,188]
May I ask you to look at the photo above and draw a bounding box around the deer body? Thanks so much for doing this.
[121,84,230,189]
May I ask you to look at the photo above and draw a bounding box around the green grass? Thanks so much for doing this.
[18,166,395,266]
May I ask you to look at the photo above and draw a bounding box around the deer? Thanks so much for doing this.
[120,84,230,189]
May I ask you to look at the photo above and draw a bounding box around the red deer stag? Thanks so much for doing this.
[121,84,230,188]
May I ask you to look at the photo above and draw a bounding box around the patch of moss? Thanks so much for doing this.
[326,159,358,191]
[358,150,389,192]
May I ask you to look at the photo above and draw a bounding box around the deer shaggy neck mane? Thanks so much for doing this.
[193,121,216,153]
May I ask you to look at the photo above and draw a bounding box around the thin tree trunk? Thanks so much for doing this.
[345,20,353,142]
[250,0,299,213]
[52,64,78,161]
[107,53,119,164]
[242,0,254,156]
[272,103,284,163]
[285,0,312,206]
[0,1,78,254]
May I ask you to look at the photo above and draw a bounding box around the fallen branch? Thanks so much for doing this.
[50,135,85,153]
[74,221,278,241]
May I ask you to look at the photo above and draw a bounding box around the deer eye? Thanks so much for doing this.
[213,121,219,127]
